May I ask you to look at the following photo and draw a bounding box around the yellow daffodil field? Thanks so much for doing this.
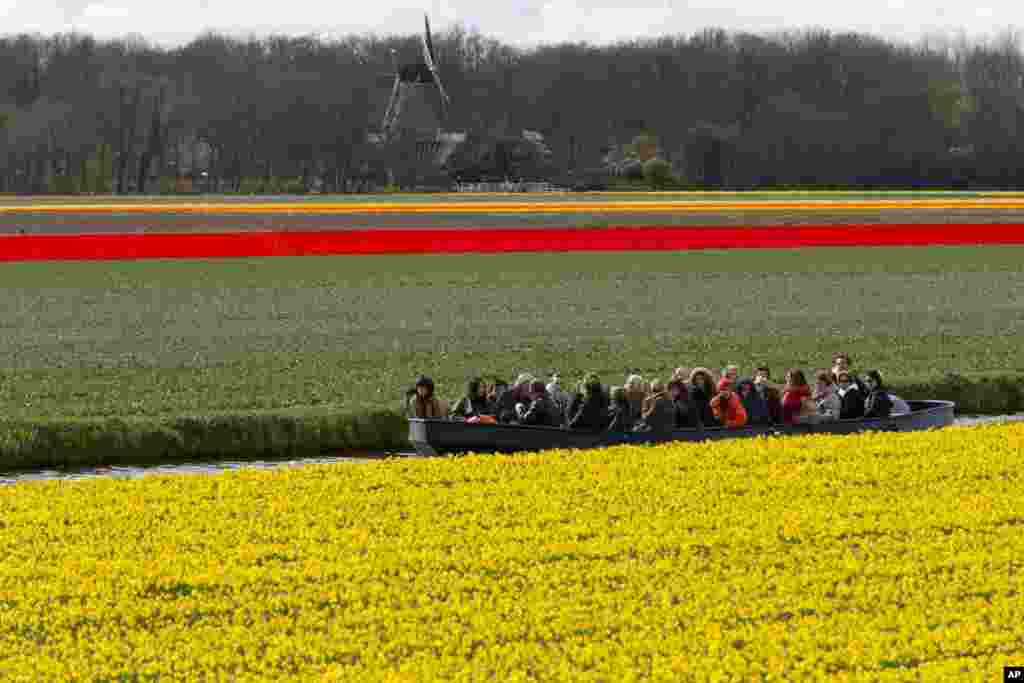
[2,424,1023,681]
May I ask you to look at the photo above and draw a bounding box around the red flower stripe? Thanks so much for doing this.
[1,224,1023,261]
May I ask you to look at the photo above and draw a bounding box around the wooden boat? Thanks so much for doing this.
[408,400,955,456]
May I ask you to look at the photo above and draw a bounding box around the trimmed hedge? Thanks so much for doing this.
[0,409,407,471]
[0,374,1020,470]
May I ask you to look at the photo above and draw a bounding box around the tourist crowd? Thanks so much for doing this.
[406,353,910,432]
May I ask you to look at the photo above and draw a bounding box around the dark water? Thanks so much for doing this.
[2,415,1022,484]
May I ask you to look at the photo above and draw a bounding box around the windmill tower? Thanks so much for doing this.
[369,14,465,183]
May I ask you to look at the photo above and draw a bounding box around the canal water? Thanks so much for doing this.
[2,414,1022,485]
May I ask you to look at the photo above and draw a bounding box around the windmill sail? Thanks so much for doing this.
[370,13,465,174]
[421,14,450,119]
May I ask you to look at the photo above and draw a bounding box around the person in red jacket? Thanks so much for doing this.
[780,369,813,424]
[710,387,748,428]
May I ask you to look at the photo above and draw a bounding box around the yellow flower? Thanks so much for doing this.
[0,423,1021,680]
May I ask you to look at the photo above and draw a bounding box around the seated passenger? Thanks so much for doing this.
[407,375,448,418]
[672,367,692,384]
[863,370,893,419]
[569,374,610,431]
[737,378,772,426]
[668,379,699,428]
[623,374,646,421]
[721,364,740,387]
[518,381,562,427]
[688,368,720,427]
[636,380,675,432]
[485,379,510,416]
[831,353,869,397]
[546,373,572,425]
[804,370,841,422]
[606,386,635,433]
[753,366,783,424]
[498,374,535,423]
[450,376,489,420]
[781,369,813,424]
[511,373,536,403]
[835,371,865,419]
[710,387,748,428]
[493,380,524,423]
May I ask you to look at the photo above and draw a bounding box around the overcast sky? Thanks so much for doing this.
[3,0,1021,49]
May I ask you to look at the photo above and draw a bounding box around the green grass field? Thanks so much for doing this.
[1,246,1022,421]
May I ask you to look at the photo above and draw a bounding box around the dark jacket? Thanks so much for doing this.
[569,385,610,431]
[637,392,676,432]
[863,388,892,419]
[606,399,634,433]
[761,385,783,424]
[833,370,870,398]
[566,392,583,425]
[673,395,700,428]
[624,389,646,422]
[689,384,719,428]
[520,395,562,427]
[737,379,773,426]
[450,396,489,419]
[493,388,519,422]
[450,379,489,419]
[837,385,866,419]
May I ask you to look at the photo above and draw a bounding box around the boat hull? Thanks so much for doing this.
[408,400,956,456]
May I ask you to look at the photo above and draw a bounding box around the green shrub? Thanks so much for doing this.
[239,177,265,195]
[158,176,178,195]
[47,175,80,195]
[642,158,675,189]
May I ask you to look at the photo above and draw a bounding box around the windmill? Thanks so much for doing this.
[370,14,465,178]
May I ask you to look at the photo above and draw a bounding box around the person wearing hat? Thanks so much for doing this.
[407,375,448,418]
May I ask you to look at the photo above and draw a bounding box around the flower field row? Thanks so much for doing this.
[3,224,1024,261]
[5,197,1024,214]
[2,423,1022,680]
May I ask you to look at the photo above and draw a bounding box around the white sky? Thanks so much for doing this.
[4,0,1022,49]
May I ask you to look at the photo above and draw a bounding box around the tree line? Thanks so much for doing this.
[1,25,1023,193]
